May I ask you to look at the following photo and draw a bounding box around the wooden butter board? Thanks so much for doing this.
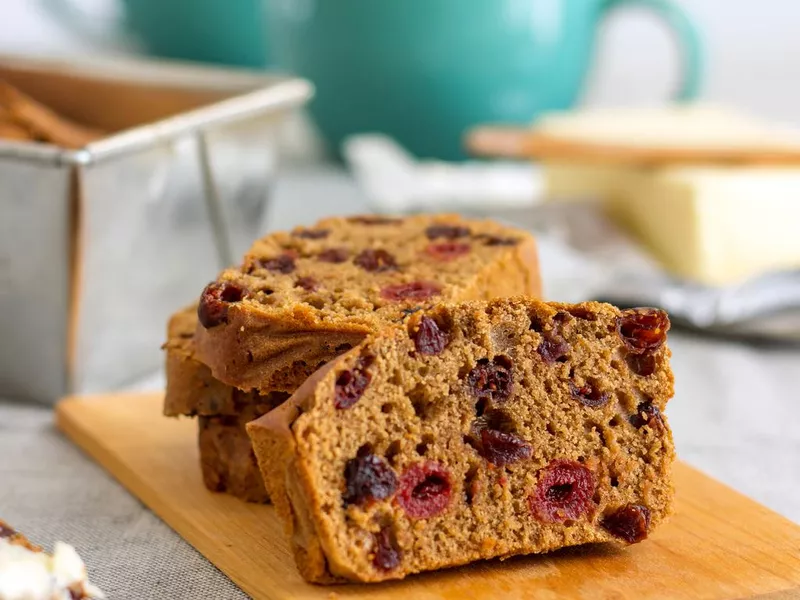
[56,393,800,600]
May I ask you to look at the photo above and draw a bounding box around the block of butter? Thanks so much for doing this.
[538,106,800,285]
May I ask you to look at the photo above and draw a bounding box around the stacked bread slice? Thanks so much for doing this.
[165,213,675,583]
[164,214,541,503]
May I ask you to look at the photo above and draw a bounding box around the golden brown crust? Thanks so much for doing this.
[163,307,289,417]
[249,298,675,583]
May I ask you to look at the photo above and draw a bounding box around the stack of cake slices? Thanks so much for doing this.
[164,213,675,583]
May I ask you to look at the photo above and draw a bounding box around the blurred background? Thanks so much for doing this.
[1,0,799,536]
[4,0,800,119]
[1,2,800,596]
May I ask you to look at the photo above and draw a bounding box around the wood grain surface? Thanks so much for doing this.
[56,393,800,600]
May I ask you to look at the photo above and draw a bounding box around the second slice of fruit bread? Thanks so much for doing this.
[247,297,675,583]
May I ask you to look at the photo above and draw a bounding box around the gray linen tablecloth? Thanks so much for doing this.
[2,167,799,599]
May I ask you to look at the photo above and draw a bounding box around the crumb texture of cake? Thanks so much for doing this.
[194,214,541,393]
[0,520,104,599]
[248,298,675,583]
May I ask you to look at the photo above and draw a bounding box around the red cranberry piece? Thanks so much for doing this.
[397,462,452,519]
[425,225,470,240]
[411,316,449,355]
[482,235,520,246]
[296,276,319,292]
[467,356,513,404]
[198,281,246,328]
[601,504,651,543]
[343,451,398,506]
[617,308,670,354]
[349,215,402,225]
[318,248,349,263]
[537,334,569,364]
[629,401,663,429]
[354,249,398,272]
[334,356,373,409]
[425,242,471,262]
[259,254,296,274]
[381,281,442,302]
[569,381,610,408]
[479,429,532,466]
[292,228,330,239]
[372,527,401,571]
[529,460,596,523]
[627,353,657,377]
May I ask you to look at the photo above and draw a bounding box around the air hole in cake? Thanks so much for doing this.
[300,426,317,441]
[553,311,570,325]
[409,385,434,420]
[385,441,402,466]
[381,403,395,414]
[630,400,663,429]
[597,427,609,447]
[321,502,334,514]
[610,475,620,488]
[246,351,254,364]
[610,359,624,373]
[416,435,434,456]
[306,297,325,310]
[546,422,557,436]
[528,314,545,333]
[609,415,622,428]
[334,343,354,354]
[464,464,480,505]
[475,398,488,418]
[567,307,598,321]
[389,370,403,386]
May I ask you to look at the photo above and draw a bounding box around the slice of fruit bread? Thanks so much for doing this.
[247,297,674,583]
[194,214,541,393]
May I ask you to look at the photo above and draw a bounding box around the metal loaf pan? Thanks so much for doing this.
[0,55,312,404]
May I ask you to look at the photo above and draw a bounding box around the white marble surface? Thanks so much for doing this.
[2,167,799,598]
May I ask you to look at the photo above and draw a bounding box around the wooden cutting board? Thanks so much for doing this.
[56,393,800,600]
